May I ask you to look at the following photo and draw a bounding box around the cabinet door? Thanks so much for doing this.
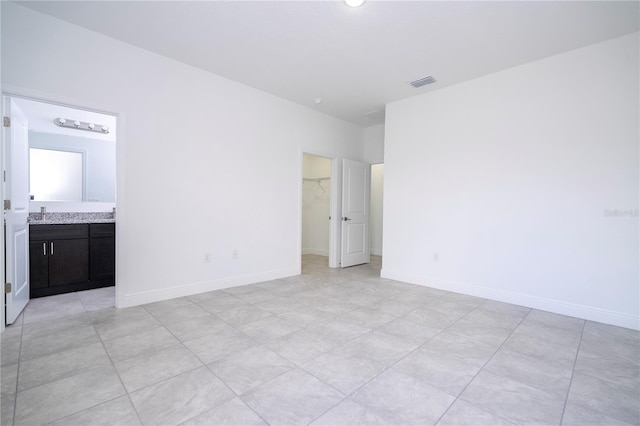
[29,240,49,290]
[48,239,90,287]
[90,237,115,284]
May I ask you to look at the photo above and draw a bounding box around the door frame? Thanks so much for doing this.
[299,151,341,269]
[1,86,125,331]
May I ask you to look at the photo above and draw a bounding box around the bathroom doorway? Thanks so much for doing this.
[3,95,117,326]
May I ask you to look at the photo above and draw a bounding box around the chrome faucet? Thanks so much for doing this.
[40,206,46,221]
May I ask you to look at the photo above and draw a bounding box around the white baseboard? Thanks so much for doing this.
[380,268,640,331]
[302,248,329,256]
[119,266,300,308]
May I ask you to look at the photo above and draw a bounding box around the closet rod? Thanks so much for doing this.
[302,177,330,182]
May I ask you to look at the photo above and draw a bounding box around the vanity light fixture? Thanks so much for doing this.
[54,118,110,134]
[345,0,365,7]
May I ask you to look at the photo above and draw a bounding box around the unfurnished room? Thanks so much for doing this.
[0,1,638,425]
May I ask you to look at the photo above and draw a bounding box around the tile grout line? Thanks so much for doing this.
[558,320,587,426]
[140,303,265,424]
[13,293,138,425]
[91,307,145,426]
[16,259,622,426]
[302,293,477,426]
[430,303,532,426]
[10,321,25,426]
[181,280,409,424]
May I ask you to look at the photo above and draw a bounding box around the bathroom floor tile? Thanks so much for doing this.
[22,293,86,325]
[77,287,115,311]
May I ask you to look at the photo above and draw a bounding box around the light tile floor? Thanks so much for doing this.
[1,255,638,425]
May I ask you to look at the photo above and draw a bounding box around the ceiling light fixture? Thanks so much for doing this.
[345,0,365,7]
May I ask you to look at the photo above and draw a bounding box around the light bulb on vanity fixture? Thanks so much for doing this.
[345,0,365,7]
[54,117,111,134]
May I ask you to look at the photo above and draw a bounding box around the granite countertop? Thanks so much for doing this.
[28,212,115,225]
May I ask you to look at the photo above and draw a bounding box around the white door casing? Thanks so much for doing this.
[340,159,370,267]
[4,97,30,324]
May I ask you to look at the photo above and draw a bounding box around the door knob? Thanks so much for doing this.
[342,217,351,221]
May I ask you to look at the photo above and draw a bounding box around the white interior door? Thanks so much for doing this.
[4,97,30,324]
[341,159,370,267]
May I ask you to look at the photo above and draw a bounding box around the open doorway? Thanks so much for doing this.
[3,95,117,326]
[370,163,384,269]
[301,154,332,270]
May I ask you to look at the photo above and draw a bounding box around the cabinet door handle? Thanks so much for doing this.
[43,242,47,256]
[50,242,54,256]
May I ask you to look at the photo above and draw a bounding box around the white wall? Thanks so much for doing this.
[383,33,639,330]
[370,164,384,256]
[363,124,385,164]
[302,155,331,257]
[1,3,364,308]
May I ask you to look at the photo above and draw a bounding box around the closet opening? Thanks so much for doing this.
[301,153,332,270]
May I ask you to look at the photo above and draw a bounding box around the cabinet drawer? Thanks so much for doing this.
[30,224,89,240]
[90,223,115,238]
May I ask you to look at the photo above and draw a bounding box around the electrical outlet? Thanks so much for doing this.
[204,253,211,263]
[232,249,239,260]
[433,253,439,262]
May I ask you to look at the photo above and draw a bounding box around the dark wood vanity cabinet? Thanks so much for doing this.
[90,224,116,284]
[29,223,115,298]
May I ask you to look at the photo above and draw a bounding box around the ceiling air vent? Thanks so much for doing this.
[410,76,436,88]
[363,109,385,121]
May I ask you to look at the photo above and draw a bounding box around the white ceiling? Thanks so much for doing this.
[16,1,640,127]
